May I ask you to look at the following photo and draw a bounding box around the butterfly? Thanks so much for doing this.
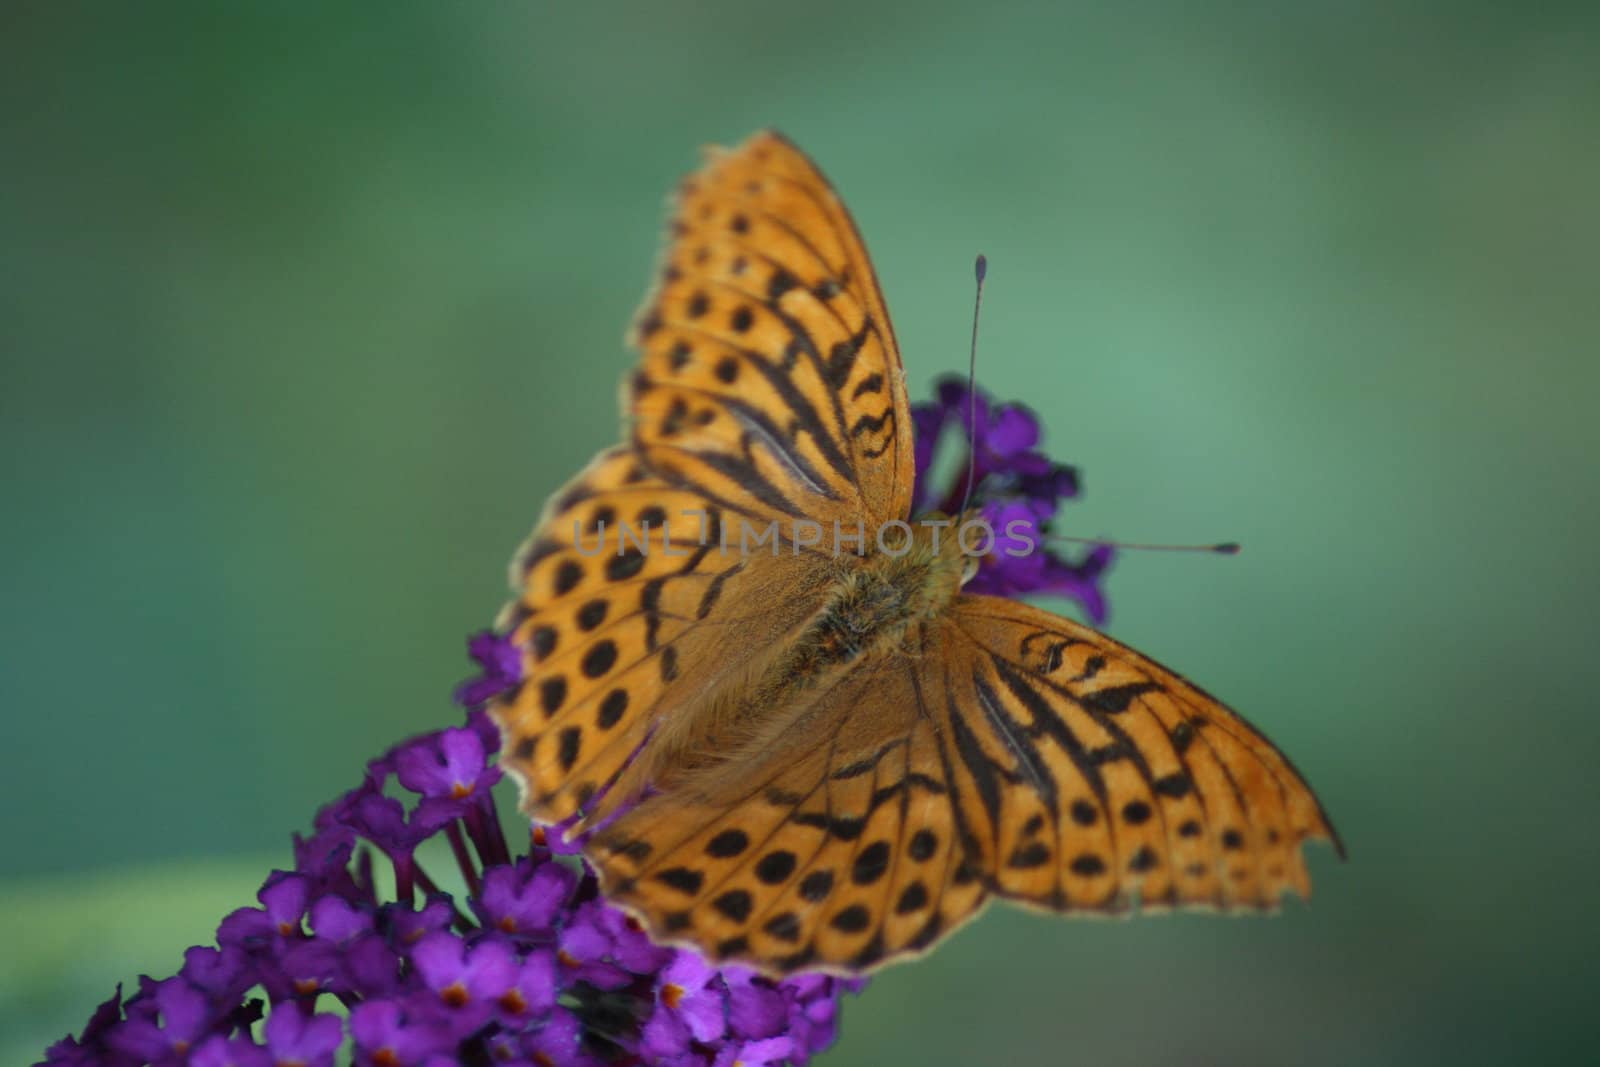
[489,130,1342,976]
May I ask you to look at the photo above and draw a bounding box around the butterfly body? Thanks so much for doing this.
[782,521,968,676]
[491,131,1341,976]
[612,522,967,807]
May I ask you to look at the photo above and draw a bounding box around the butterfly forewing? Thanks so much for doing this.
[491,447,827,826]
[629,131,913,529]
[944,597,1342,912]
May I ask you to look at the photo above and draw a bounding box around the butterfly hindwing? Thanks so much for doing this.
[590,654,988,975]
[940,597,1343,912]
[628,130,914,529]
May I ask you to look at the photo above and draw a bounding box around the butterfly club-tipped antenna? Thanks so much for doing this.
[955,253,988,520]
[1045,534,1242,556]
[954,255,1232,561]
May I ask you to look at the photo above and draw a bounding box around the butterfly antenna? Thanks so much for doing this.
[955,253,987,519]
[1045,535,1241,555]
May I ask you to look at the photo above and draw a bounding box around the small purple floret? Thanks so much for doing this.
[455,629,525,706]
[913,374,1115,622]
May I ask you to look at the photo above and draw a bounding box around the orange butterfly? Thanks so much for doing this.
[490,130,1342,975]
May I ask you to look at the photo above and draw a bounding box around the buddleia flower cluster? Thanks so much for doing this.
[912,376,1114,622]
[39,381,1111,1066]
[39,698,861,1067]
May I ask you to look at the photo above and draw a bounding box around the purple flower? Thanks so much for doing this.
[105,978,212,1062]
[309,893,373,942]
[396,725,496,802]
[555,902,636,991]
[1035,542,1114,623]
[187,1034,271,1067]
[261,1009,343,1067]
[411,931,504,1028]
[455,629,525,706]
[39,985,128,1067]
[386,896,457,947]
[178,946,251,1005]
[216,871,310,947]
[523,1007,605,1067]
[499,953,560,1029]
[588,901,674,976]
[348,1000,452,1067]
[721,967,788,1041]
[43,724,856,1066]
[473,857,576,938]
[332,792,437,857]
[778,973,868,1063]
[412,931,558,1034]
[710,1036,794,1067]
[913,374,1115,621]
[290,823,363,904]
[641,953,727,1058]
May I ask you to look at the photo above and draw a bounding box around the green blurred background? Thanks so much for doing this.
[4,3,1596,1064]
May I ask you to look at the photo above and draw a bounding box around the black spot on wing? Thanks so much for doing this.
[596,688,628,729]
[823,320,872,390]
[851,841,891,886]
[763,912,802,942]
[1153,773,1194,799]
[896,881,929,914]
[605,550,645,582]
[850,372,884,400]
[829,904,871,933]
[712,889,753,922]
[766,268,799,300]
[576,599,608,631]
[705,829,749,858]
[1008,842,1052,869]
[798,869,834,901]
[755,850,797,885]
[1077,682,1163,715]
[655,867,704,895]
[553,560,584,596]
[557,727,582,771]
[539,677,567,717]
